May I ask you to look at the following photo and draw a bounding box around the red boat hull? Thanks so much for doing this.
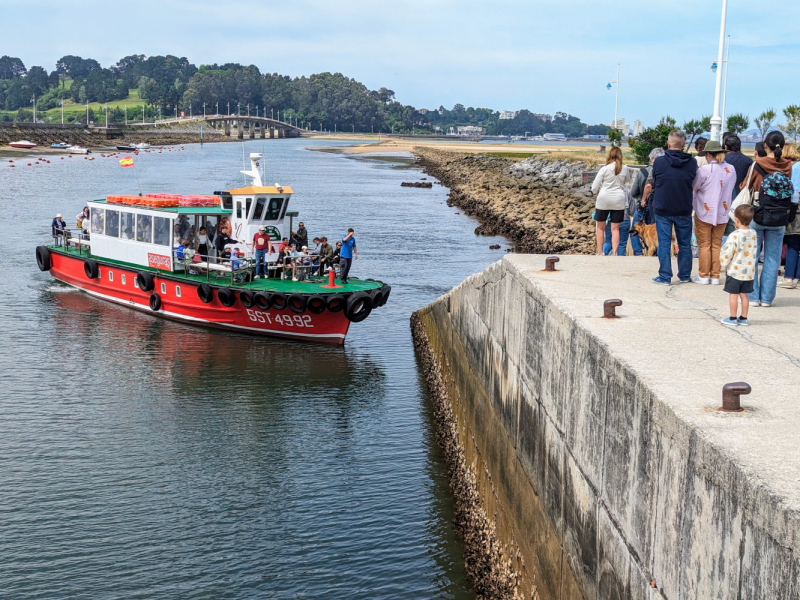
[49,251,351,345]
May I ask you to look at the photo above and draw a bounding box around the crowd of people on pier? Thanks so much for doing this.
[591,129,799,326]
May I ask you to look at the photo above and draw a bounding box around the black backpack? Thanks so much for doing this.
[753,164,795,227]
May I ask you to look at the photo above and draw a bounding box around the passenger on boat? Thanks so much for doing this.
[278,243,300,281]
[197,227,209,260]
[214,225,242,259]
[51,214,67,239]
[76,207,89,228]
[252,225,271,280]
[318,237,334,275]
[278,237,289,253]
[230,248,246,282]
[340,228,358,284]
[333,240,342,267]
[296,222,309,250]
[177,215,191,239]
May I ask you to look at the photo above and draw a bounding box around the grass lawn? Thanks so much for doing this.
[1,89,146,123]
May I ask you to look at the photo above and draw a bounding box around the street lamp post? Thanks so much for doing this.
[227,102,230,116]
[709,0,729,142]
[104,104,108,128]
[720,35,731,138]
[60,101,64,125]
[189,103,192,119]
[203,102,206,119]
[607,64,620,131]
[31,94,36,122]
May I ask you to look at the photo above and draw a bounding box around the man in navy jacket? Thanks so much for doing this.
[643,130,698,284]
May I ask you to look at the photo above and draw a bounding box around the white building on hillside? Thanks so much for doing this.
[499,110,518,120]
[418,108,428,115]
[632,120,644,137]
[533,113,552,122]
[457,126,484,136]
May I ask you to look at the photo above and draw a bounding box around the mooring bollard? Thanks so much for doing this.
[544,256,559,271]
[603,299,622,318]
[720,382,751,412]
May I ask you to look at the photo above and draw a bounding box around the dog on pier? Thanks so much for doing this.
[631,221,678,257]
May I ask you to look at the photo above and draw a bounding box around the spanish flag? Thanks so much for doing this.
[119,156,134,168]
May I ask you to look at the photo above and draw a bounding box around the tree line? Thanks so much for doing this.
[0,54,611,136]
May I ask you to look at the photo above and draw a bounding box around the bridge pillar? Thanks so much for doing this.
[237,119,243,139]
[249,120,255,139]
[260,123,265,139]
[224,120,231,136]
[278,127,285,139]
[270,127,275,139]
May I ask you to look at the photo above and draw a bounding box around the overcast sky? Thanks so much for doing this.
[4,0,798,127]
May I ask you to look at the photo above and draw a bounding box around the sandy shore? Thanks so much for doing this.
[308,136,605,155]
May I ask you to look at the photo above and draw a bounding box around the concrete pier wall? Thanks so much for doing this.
[414,254,800,600]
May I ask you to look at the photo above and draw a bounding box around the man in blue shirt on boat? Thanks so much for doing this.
[340,228,358,284]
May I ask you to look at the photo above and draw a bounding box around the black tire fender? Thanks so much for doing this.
[136,271,154,292]
[378,285,391,307]
[288,294,307,314]
[36,245,51,271]
[239,290,255,308]
[149,293,162,311]
[217,287,236,307]
[344,291,373,323]
[84,259,99,279]
[307,296,326,314]
[326,294,346,313]
[197,283,213,303]
[369,287,383,308]
[254,292,272,311]
[271,292,287,311]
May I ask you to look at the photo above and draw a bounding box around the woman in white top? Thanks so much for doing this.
[591,146,631,255]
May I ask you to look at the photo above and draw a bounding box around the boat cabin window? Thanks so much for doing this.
[136,214,152,243]
[153,217,171,246]
[220,193,233,210]
[252,197,266,220]
[245,197,252,219]
[265,198,284,221]
[105,209,119,238]
[91,209,104,235]
[120,212,134,240]
[236,201,242,219]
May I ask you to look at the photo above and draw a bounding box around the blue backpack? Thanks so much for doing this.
[754,165,794,227]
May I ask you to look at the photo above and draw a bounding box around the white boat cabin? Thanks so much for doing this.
[86,153,295,271]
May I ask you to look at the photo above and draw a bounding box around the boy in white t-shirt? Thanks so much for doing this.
[719,205,758,327]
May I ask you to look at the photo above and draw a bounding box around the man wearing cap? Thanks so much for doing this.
[252,225,271,279]
[51,213,67,239]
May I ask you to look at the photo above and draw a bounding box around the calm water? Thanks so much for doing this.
[0,139,509,599]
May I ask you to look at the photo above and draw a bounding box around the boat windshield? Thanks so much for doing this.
[265,197,283,221]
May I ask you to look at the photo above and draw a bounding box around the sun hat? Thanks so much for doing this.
[56,213,62,218]
[703,140,724,153]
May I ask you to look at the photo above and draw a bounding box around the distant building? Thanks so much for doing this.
[609,118,630,136]
[457,125,484,136]
[632,120,644,137]
[418,108,428,115]
[499,110,518,120]
[533,113,552,123]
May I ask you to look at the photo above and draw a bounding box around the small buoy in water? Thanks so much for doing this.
[9,164,14,167]
[84,157,87,160]
[28,163,31,166]
[61,157,64,160]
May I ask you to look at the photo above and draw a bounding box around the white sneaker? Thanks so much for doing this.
[691,276,710,284]
[778,278,796,289]
[254,275,260,280]
[292,277,298,281]
[761,302,771,307]
[709,278,720,285]
[752,300,761,307]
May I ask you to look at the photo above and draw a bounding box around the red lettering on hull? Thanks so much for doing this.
[147,253,172,271]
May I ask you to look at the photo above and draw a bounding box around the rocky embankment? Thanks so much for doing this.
[0,121,232,148]
[414,148,597,254]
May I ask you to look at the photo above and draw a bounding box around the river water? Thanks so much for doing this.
[0,139,508,599]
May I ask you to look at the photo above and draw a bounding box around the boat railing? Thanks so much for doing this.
[174,251,333,286]
[49,228,91,255]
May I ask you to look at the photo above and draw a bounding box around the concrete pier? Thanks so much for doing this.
[414,254,800,599]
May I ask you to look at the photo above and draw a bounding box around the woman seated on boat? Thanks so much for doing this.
[76,207,89,229]
[278,243,300,281]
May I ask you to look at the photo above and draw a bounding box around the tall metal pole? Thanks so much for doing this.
[710,0,728,142]
[614,64,620,130]
[721,35,731,139]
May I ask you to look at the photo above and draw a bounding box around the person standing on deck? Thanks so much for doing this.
[252,225,271,279]
[296,222,308,251]
[340,228,358,284]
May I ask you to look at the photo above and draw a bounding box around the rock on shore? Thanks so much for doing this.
[414,148,597,254]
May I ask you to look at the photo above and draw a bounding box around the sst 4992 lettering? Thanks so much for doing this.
[246,309,313,328]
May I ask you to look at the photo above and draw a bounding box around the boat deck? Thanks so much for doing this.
[50,244,383,294]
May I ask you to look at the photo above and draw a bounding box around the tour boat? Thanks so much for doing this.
[9,140,36,148]
[36,153,389,345]
[68,146,90,155]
